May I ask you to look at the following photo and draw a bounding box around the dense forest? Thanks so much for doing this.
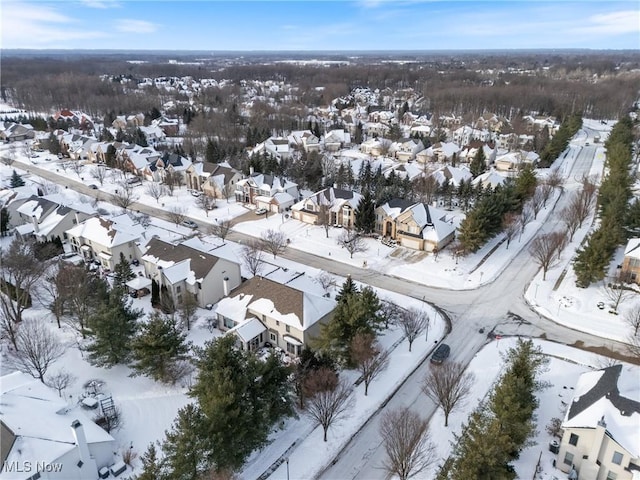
[2,51,639,120]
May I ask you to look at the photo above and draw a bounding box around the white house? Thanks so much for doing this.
[557,364,640,480]
[0,372,115,480]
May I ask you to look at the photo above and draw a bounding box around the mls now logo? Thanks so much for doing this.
[2,461,64,473]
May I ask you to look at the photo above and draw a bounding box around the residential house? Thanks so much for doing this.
[141,238,241,309]
[474,112,508,132]
[16,203,94,244]
[0,122,35,143]
[139,125,166,146]
[65,214,144,269]
[154,116,179,136]
[291,187,362,228]
[264,137,291,161]
[622,238,640,284]
[119,144,161,177]
[154,151,192,183]
[557,364,639,480]
[471,170,507,190]
[431,165,473,188]
[288,130,321,153]
[185,162,242,199]
[360,138,389,157]
[323,129,351,152]
[376,201,455,252]
[417,142,461,164]
[0,371,115,480]
[364,122,389,138]
[390,138,425,162]
[235,172,299,213]
[52,109,94,132]
[451,125,493,146]
[215,275,336,356]
[495,151,539,172]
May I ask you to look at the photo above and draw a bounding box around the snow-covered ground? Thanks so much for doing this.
[1,119,634,479]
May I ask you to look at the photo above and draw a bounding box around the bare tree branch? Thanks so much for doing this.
[240,240,265,277]
[422,361,475,427]
[8,320,67,383]
[528,230,566,281]
[337,228,368,259]
[260,229,288,259]
[351,332,389,396]
[304,368,352,442]
[397,307,429,352]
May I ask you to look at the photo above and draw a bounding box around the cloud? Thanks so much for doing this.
[573,10,640,35]
[115,19,160,34]
[80,0,121,8]
[1,2,108,48]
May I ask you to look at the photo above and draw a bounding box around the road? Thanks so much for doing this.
[4,142,630,480]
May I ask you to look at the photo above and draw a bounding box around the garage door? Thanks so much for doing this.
[401,237,422,250]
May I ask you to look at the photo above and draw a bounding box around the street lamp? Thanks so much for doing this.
[534,283,539,300]
[286,457,290,480]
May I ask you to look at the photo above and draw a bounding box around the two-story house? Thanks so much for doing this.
[185,162,242,199]
[390,138,425,162]
[622,238,640,284]
[65,214,144,269]
[140,238,241,309]
[214,276,336,356]
[291,187,362,228]
[235,172,299,213]
[557,364,639,480]
[376,201,455,252]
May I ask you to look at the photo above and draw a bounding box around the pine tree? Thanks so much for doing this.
[335,275,359,304]
[0,207,10,237]
[190,335,293,471]
[48,133,61,155]
[130,312,191,383]
[457,210,487,253]
[469,147,487,178]
[113,252,134,289]
[86,287,142,366]
[138,443,166,480]
[162,404,211,480]
[10,170,25,188]
[354,189,376,234]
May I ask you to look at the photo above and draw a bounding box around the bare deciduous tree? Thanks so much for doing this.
[545,168,564,189]
[304,369,352,442]
[167,206,187,225]
[539,182,554,208]
[379,407,436,480]
[623,304,640,336]
[0,239,47,349]
[179,291,199,331]
[41,262,65,328]
[422,361,475,427]
[380,300,401,329]
[260,229,288,259]
[351,332,389,395]
[114,182,139,210]
[90,166,108,186]
[40,181,60,195]
[317,204,332,238]
[528,231,566,281]
[337,228,368,259]
[145,182,167,204]
[602,271,638,314]
[530,188,545,219]
[164,170,183,195]
[8,320,67,383]
[209,219,232,241]
[519,206,533,239]
[241,240,265,276]
[560,201,582,242]
[397,307,429,352]
[70,159,84,177]
[315,271,337,294]
[502,212,519,250]
[46,369,77,397]
[196,194,215,216]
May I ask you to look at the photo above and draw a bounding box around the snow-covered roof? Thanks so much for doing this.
[66,215,143,248]
[0,372,114,471]
[563,365,640,457]
[472,170,506,189]
[624,238,640,260]
[228,317,267,342]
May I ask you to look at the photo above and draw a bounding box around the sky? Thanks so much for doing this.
[1,0,639,51]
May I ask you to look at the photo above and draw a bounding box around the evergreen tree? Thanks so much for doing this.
[48,133,61,155]
[469,147,487,178]
[354,189,376,234]
[115,128,125,142]
[190,335,293,471]
[86,287,142,366]
[113,252,134,289]
[162,404,210,480]
[138,443,166,480]
[0,207,10,237]
[335,275,359,303]
[134,128,148,147]
[105,144,117,168]
[10,170,25,188]
[514,164,537,201]
[130,312,191,383]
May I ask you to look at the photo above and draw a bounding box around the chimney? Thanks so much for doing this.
[74,211,81,225]
[223,276,230,296]
[71,420,94,468]
[249,166,255,175]
[31,215,39,234]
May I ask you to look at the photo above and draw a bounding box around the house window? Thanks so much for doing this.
[223,316,235,329]
[563,452,574,466]
[262,314,266,322]
[177,294,182,304]
[176,286,181,293]
[286,325,290,333]
[569,433,579,446]
[276,320,279,326]
[269,331,277,343]
[612,452,623,465]
[606,471,617,480]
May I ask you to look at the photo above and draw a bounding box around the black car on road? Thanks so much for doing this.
[430,343,450,365]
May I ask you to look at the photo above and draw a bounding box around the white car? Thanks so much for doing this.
[181,219,198,229]
[255,208,267,215]
[190,190,202,197]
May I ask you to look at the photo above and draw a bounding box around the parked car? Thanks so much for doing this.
[430,343,450,365]
[190,190,202,197]
[88,184,98,190]
[255,208,267,215]
[181,219,198,229]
